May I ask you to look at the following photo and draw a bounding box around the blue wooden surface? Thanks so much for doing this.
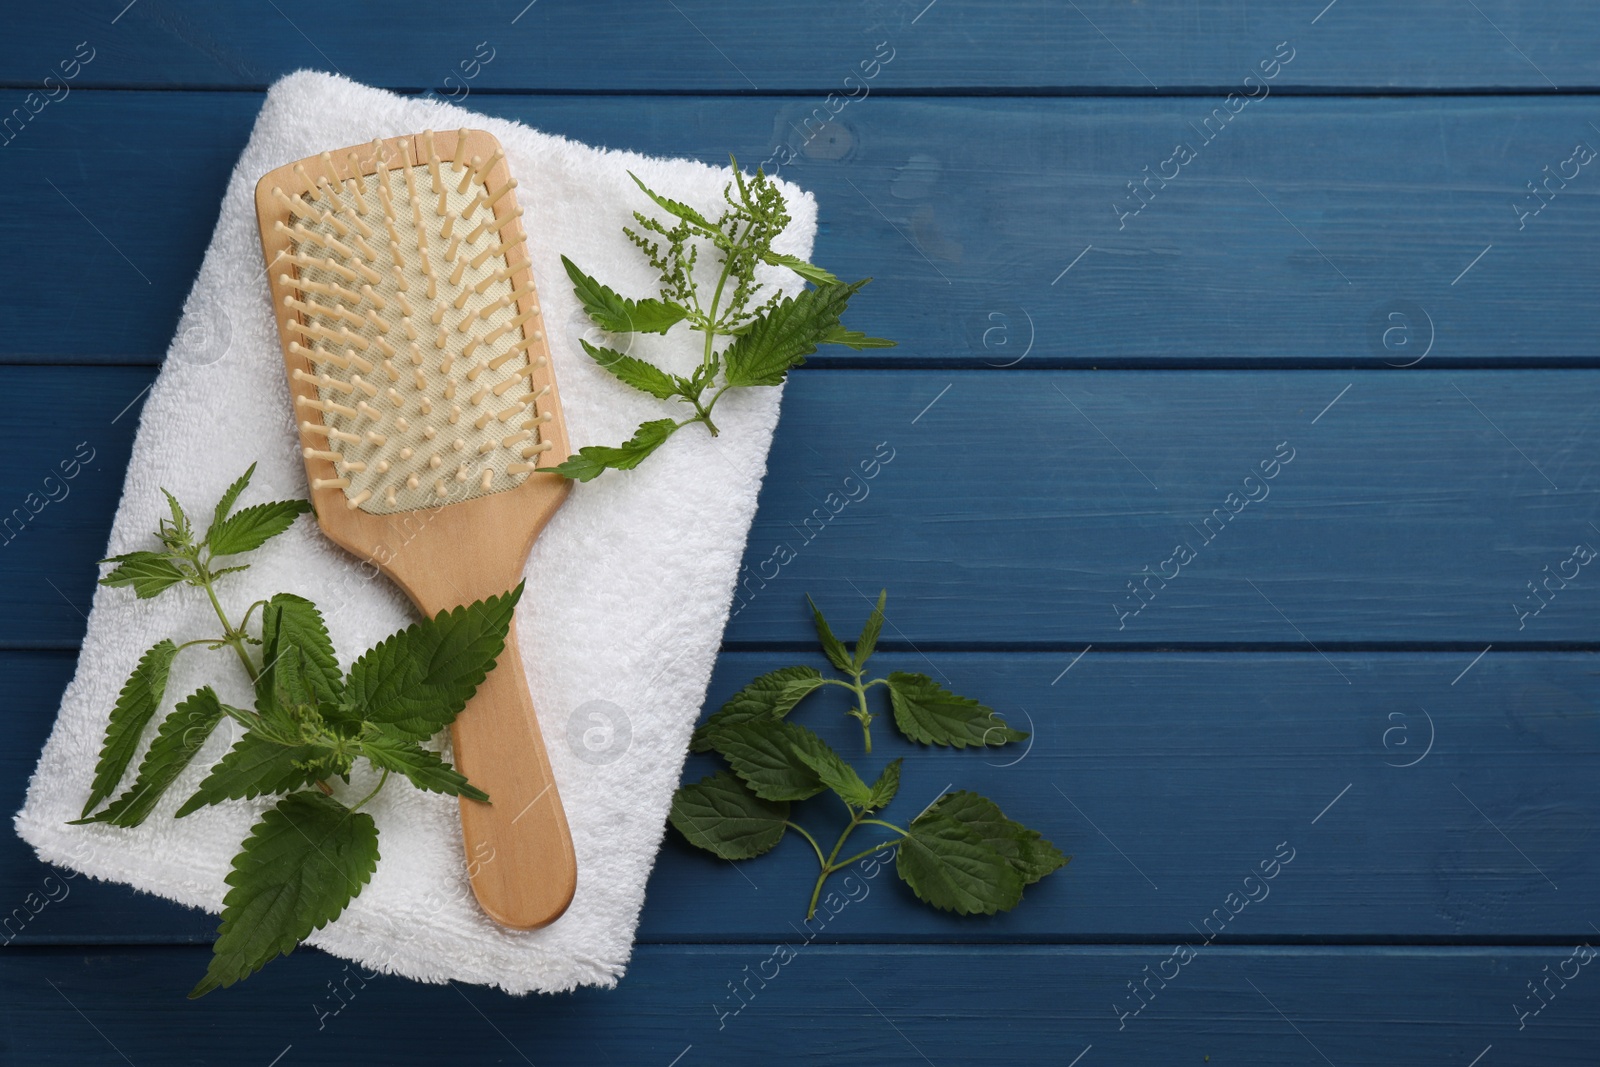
[8,93,1600,366]
[3,2,1598,1064]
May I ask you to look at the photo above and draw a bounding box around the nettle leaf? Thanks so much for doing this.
[189,791,379,998]
[209,464,256,534]
[551,419,679,483]
[627,172,719,237]
[854,589,888,671]
[669,771,789,860]
[175,733,329,818]
[77,687,227,828]
[563,256,688,336]
[897,809,1025,916]
[343,584,521,740]
[706,719,836,802]
[256,594,342,716]
[806,596,854,674]
[795,744,872,809]
[360,731,487,802]
[926,791,1068,886]
[761,251,840,286]
[689,666,824,753]
[886,672,1029,748]
[722,281,866,388]
[81,638,178,816]
[206,500,311,557]
[580,340,679,400]
[161,488,194,550]
[866,758,902,812]
[819,325,897,350]
[99,551,187,599]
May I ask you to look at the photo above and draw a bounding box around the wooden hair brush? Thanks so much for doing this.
[253,129,575,929]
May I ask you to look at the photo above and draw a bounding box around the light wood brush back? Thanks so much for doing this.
[254,129,576,929]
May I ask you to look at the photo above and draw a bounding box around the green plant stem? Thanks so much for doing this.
[785,821,826,867]
[192,555,258,686]
[821,674,882,753]
[188,554,340,795]
[687,396,721,437]
[347,769,389,813]
[803,807,908,919]
[831,838,903,870]
[683,217,757,438]
[700,252,736,371]
[172,637,232,654]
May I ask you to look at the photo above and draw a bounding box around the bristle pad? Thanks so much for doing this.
[283,142,550,514]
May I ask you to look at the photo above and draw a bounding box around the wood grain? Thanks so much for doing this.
[5,650,1595,944]
[3,367,1596,649]
[2,11,1597,1059]
[6,944,1598,1064]
[8,94,1600,366]
[3,1,1595,90]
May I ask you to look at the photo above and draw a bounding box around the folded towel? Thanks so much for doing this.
[14,71,814,994]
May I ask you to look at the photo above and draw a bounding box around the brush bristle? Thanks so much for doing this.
[275,132,553,514]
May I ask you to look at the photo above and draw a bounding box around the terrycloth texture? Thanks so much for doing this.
[14,72,813,993]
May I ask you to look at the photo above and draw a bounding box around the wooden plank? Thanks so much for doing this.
[3,366,1596,649]
[4,944,1597,1064]
[3,1,1595,91]
[6,649,1596,944]
[5,93,1600,366]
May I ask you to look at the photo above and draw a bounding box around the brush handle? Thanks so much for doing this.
[448,615,576,929]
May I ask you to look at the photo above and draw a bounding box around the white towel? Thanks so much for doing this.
[13,71,814,994]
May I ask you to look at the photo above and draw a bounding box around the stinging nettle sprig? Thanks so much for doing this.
[556,159,894,481]
[79,465,520,997]
[670,591,1068,919]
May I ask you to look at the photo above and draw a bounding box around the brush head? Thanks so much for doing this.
[256,130,567,517]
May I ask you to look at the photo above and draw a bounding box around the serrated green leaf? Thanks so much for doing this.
[579,340,679,400]
[761,251,840,286]
[854,589,887,671]
[210,464,256,534]
[705,719,836,802]
[98,551,187,599]
[794,743,872,809]
[669,771,789,860]
[360,731,487,802]
[189,791,378,998]
[689,666,824,753]
[77,687,227,827]
[161,488,193,550]
[627,172,719,237]
[256,594,342,718]
[551,419,679,482]
[866,758,902,812]
[175,732,329,818]
[924,791,1068,886]
[722,281,866,388]
[342,584,521,740]
[896,810,1024,915]
[806,596,854,674]
[819,325,897,350]
[206,499,311,557]
[80,639,179,817]
[886,672,1029,748]
[562,255,688,335]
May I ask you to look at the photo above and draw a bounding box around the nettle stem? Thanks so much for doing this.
[681,218,754,439]
[190,554,339,799]
[802,809,907,920]
[823,674,881,753]
[193,554,258,686]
